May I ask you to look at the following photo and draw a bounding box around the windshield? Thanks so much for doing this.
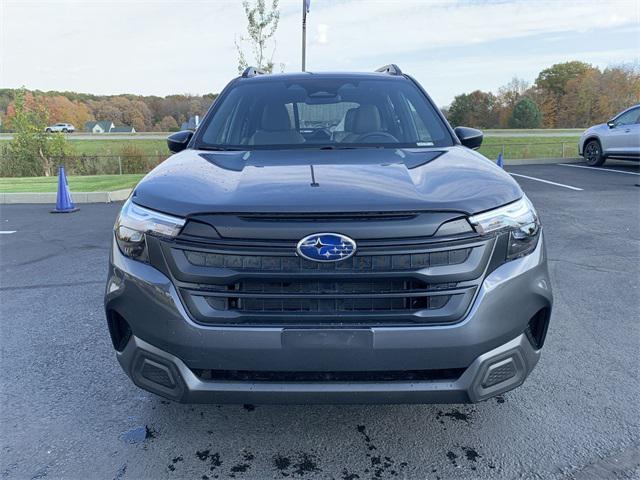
[195,76,454,150]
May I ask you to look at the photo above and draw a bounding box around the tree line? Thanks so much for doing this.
[0,61,637,135]
[445,62,639,129]
[0,89,218,133]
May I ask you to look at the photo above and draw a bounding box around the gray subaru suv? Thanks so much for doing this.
[105,65,552,404]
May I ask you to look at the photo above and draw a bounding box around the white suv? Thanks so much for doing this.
[45,123,75,133]
[579,105,640,166]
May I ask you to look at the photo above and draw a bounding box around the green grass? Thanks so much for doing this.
[480,136,580,160]
[0,138,168,156]
[0,174,144,193]
[65,138,168,156]
[0,135,580,160]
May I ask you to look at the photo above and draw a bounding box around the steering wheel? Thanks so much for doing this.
[307,128,332,142]
[354,131,399,143]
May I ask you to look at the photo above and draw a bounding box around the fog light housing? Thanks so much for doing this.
[481,358,517,388]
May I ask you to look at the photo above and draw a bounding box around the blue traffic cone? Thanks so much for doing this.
[496,153,504,169]
[51,166,78,213]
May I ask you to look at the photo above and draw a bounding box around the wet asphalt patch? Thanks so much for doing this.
[355,425,408,478]
[436,407,474,425]
[119,425,156,444]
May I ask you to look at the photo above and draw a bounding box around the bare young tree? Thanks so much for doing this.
[235,0,280,74]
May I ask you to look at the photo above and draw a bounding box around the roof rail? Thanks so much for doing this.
[242,66,266,78]
[375,64,403,76]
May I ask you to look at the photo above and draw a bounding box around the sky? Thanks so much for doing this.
[1,0,639,106]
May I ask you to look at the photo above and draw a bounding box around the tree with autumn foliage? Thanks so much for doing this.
[496,78,530,127]
[448,90,500,128]
[533,61,597,127]
[1,89,73,177]
[155,115,179,132]
[445,62,639,129]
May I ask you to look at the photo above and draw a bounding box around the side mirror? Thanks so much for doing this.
[167,130,194,153]
[454,126,483,150]
[607,121,616,129]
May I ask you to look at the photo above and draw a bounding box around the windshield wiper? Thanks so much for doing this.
[318,145,357,150]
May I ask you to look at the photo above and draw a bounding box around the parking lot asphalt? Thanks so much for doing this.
[1,161,639,480]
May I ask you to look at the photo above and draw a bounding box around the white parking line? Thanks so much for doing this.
[509,173,583,191]
[558,163,640,176]
[0,231,16,234]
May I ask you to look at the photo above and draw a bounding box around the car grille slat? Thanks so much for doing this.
[158,236,494,326]
[207,295,452,313]
[183,248,472,271]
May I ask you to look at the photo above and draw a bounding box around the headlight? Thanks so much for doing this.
[114,198,185,262]
[469,195,540,260]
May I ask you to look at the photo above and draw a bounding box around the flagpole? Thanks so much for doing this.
[301,0,307,71]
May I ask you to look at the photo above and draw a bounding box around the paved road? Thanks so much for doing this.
[1,161,639,479]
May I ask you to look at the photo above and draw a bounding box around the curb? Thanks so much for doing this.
[0,188,132,204]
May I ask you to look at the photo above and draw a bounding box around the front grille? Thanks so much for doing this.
[184,248,472,271]
[158,235,495,326]
[191,368,465,383]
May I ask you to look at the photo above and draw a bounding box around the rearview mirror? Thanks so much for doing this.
[167,130,194,153]
[454,126,483,150]
[607,121,616,128]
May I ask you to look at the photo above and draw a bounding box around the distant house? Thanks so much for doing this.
[84,121,136,133]
[180,115,200,131]
[111,125,136,133]
[85,121,115,133]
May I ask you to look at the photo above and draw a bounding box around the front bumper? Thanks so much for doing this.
[117,331,539,404]
[105,234,552,404]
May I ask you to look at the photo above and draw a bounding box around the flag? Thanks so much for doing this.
[305,0,311,13]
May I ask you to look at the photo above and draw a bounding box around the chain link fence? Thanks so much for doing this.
[0,141,582,178]
[0,154,170,177]
[478,141,580,161]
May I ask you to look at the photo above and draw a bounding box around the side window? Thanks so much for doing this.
[615,108,639,126]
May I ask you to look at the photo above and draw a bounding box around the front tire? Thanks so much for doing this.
[584,139,605,166]
[45,128,52,133]
[62,128,68,133]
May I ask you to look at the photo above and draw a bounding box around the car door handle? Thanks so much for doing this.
[625,128,631,133]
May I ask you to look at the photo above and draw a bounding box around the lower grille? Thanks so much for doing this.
[206,294,451,313]
[191,368,465,383]
[201,279,456,313]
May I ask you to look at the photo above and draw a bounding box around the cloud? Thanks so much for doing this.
[275,0,638,67]
[315,24,329,45]
[1,0,638,104]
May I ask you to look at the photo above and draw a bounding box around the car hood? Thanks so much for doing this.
[132,146,522,217]
[582,123,608,136]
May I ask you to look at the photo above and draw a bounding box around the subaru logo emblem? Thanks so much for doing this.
[296,233,357,262]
